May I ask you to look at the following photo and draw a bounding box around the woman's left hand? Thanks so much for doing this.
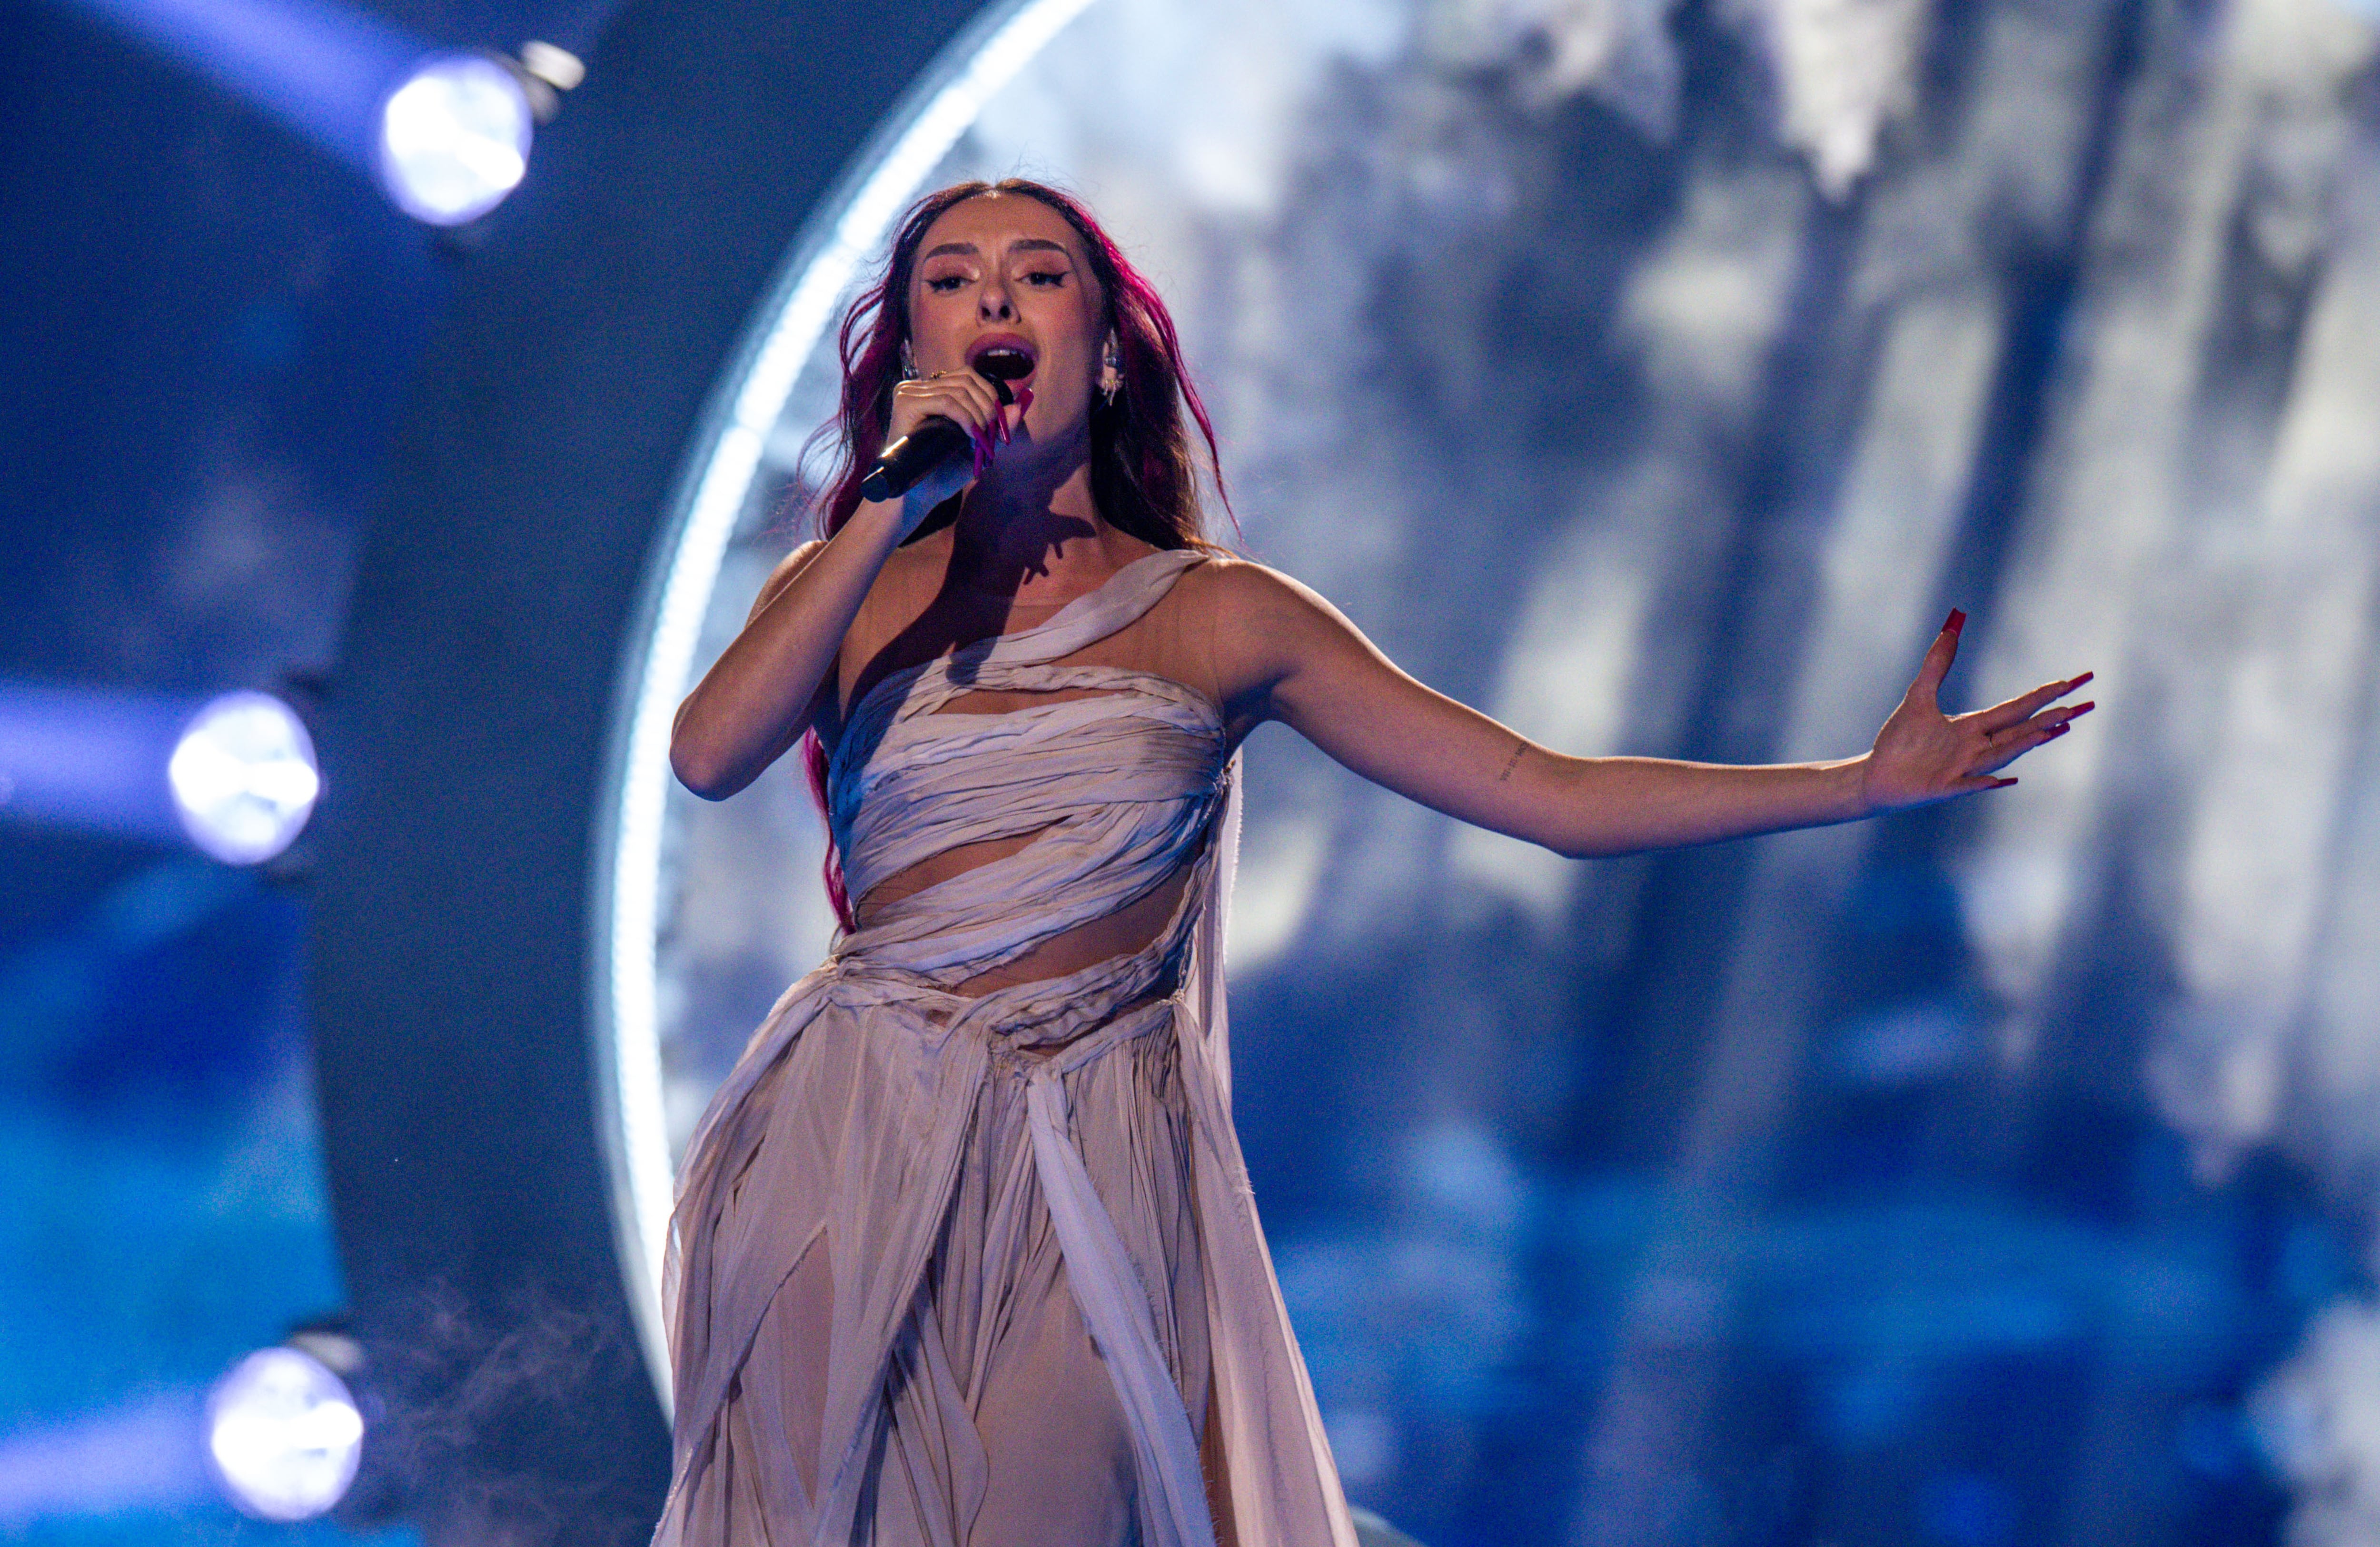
[1861,611,2094,816]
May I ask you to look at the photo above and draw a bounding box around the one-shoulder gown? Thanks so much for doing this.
[651,548,1360,1547]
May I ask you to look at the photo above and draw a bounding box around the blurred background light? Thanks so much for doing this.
[168,690,320,865]
[0,681,188,844]
[0,1390,216,1529]
[203,1345,363,1522]
[518,38,585,92]
[61,0,420,169]
[60,0,556,223]
[375,52,535,226]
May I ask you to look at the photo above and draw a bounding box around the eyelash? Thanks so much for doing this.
[923,269,1068,293]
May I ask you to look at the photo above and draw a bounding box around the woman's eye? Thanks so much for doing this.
[1021,268,1068,288]
[924,274,966,294]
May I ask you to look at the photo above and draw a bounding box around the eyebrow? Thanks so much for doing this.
[920,237,1073,262]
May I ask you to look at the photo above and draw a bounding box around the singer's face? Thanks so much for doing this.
[906,192,1106,442]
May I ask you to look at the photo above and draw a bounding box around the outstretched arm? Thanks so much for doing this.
[1210,564,2092,859]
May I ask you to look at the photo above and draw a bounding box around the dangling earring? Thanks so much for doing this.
[900,340,918,379]
[1099,339,1121,405]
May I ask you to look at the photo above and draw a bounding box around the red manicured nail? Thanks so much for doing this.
[1017,386,1034,415]
[1944,608,1967,635]
[2071,671,2094,689]
[2048,723,2069,737]
[2072,701,2094,715]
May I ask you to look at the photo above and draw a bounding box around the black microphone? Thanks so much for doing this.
[857,351,1032,503]
[858,418,971,504]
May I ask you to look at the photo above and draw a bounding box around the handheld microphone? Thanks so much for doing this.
[858,418,971,504]
[857,351,1033,503]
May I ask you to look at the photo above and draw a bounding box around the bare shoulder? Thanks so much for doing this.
[1200,552,1371,643]
[1180,551,1372,706]
[1181,551,1340,632]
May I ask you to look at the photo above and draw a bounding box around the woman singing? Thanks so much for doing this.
[654,178,2092,1547]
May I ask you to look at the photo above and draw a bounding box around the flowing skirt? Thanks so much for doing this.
[654,759,1359,1547]
[681,971,1219,1533]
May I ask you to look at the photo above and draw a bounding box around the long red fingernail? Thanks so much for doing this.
[1944,608,1967,635]
[2072,701,2094,714]
[2048,723,2069,738]
[2072,671,2094,688]
[1017,386,1034,415]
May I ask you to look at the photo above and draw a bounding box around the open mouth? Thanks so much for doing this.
[967,338,1037,389]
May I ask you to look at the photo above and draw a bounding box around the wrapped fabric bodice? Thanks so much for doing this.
[828,610,1228,992]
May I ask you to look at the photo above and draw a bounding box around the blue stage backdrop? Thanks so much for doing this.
[7,0,2380,1544]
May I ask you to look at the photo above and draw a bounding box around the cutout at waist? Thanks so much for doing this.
[854,833,1197,1000]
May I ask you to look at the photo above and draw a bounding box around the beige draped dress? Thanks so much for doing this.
[651,547,1361,1547]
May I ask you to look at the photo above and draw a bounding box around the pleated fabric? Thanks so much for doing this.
[651,548,1360,1547]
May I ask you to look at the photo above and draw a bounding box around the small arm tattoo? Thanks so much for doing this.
[1496,740,1525,782]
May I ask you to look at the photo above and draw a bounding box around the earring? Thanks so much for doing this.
[899,341,917,379]
[1100,349,1121,405]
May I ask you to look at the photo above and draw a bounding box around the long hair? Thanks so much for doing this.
[795,178,1234,932]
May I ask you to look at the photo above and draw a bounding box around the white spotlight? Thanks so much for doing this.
[377,52,534,226]
[205,1347,364,1522]
[168,690,320,865]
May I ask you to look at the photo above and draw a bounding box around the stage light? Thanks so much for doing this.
[376,52,535,226]
[204,1348,363,1522]
[518,39,585,92]
[168,690,320,865]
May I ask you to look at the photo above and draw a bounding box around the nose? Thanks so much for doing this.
[977,276,1014,322]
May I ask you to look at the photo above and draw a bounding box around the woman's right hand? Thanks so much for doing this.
[869,367,1019,526]
[885,367,1010,455]
[871,369,1028,531]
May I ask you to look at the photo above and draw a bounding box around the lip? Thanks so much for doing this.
[966,333,1038,384]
